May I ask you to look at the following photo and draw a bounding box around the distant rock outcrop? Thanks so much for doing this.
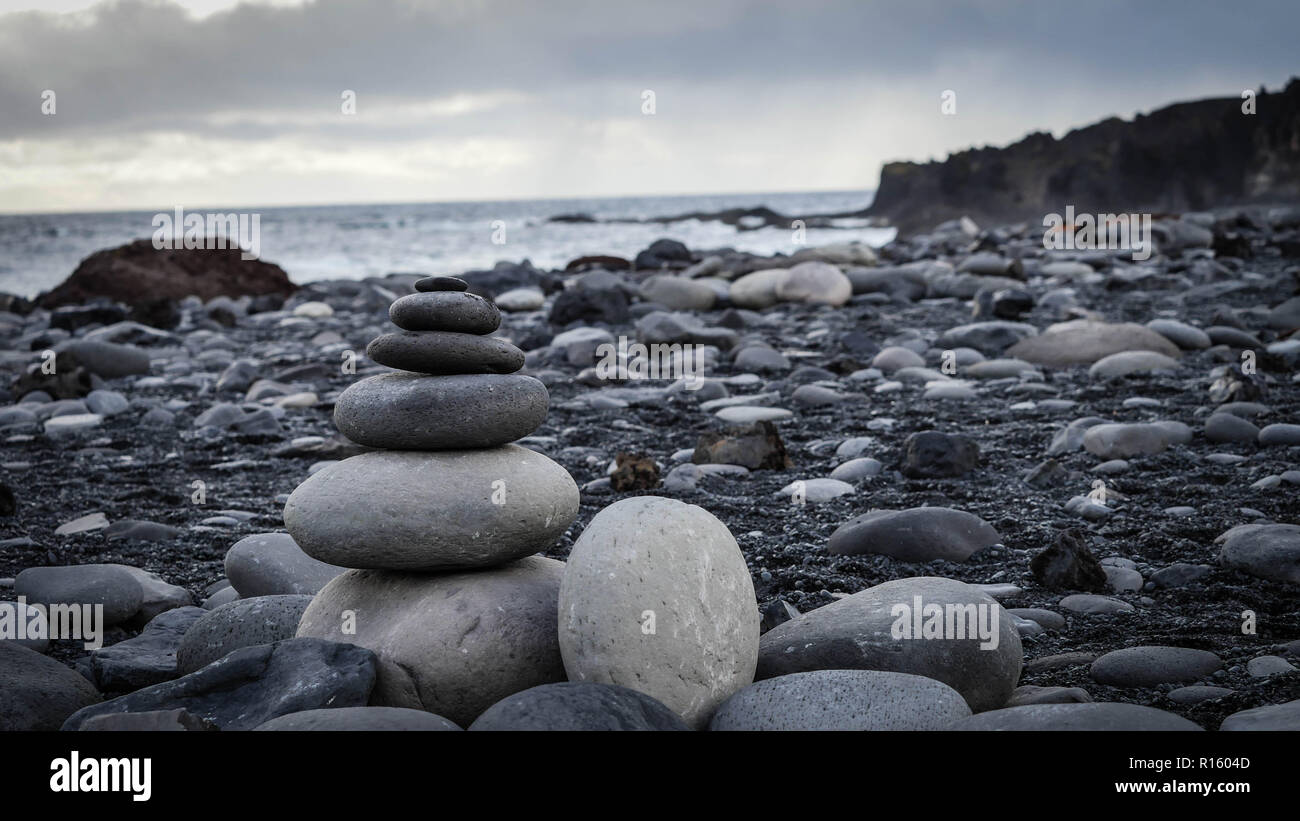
[37,240,296,308]
[867,79,1300,235]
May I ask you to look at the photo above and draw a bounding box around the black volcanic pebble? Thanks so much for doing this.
[468,682,689,731]
[367,331,524,375]
[899,430,980,478]
[389,291,501,334]
[414,276,469,292]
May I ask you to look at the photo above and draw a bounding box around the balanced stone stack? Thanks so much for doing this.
[286,276,580,727]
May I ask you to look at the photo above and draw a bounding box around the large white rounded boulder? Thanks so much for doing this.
[557,497,759,728]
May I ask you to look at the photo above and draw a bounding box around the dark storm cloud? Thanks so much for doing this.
[1,0,1297,140]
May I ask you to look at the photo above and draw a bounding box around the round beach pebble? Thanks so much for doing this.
[951,702,1202,731]
[176,595,314,674]
[755,576,1022,712]
[296,557,566,728]
[254,706,462,731]
[709,670,971,731]
[224,532,344,597]
[1089,646,1222,687]
[414,275,469,292]
[827,507,999,562]
[1082,422,1171,459]
[557,496,760,729]
[366,331,524,375]
[389,291,500,333]
[334,372,548,449]
[1217,523,1300,584]
[468,682,689,731]
[284,445,578,571]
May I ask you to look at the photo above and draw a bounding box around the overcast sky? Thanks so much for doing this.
[1,0,1296,214]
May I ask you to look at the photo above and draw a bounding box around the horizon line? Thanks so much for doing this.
[0,186,877,220]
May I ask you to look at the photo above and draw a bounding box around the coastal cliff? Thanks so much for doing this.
[867,79,1300,235]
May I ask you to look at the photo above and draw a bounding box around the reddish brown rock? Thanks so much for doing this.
[37,240,296,309]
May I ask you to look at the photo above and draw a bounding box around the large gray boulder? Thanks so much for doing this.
[296,556,566,728]
[558,497,759,729]
[756,576,1022,712]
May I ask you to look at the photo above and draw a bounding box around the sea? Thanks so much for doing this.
[0,190,891,299]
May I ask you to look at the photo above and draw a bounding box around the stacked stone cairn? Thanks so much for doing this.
[287,276,581,727]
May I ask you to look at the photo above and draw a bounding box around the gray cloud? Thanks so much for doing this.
[1,0,1297,211]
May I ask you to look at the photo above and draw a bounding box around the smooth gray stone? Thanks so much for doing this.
[1007,608,1066,630]
[414,275,468,292]
[104,520,182,543]
[334,372,548,449]
[1007,320,1180,367]
[1220,699,1300,731]
[828,507,999,562]
[1246,655,1296,677]
[1149,563,1213,588]
[951,702,1202,731]
[366,331,524,375]
[558,497,759,729]
[1083,423,1171,459]
[1005,685,1092,706]
[0,641,101,730]
[709,670,971,731]
[829,457,884,482]
[389,291,500,333]
[65,340,151,377]
[201,586,239,610]
[84,389,129,416]
[756,576,1022,712]
[91,606,205,692]
[470,682,689,731]
[1059,594,1135,614]
[255,706,462,731]
[1204,413,1260,443]
[1167,685,1234,705]
[1146,319,1211,350]
[296,557,566,728]
[1218,523,1300,584]
[14,564,144,626]
[224,532,344,597]
[284,446,578,571]
[177,595,314,674]
[1258,423,1300,446]
[1088,350,1179,379]
[62,638,377,731]
[1090,646,1222,687]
